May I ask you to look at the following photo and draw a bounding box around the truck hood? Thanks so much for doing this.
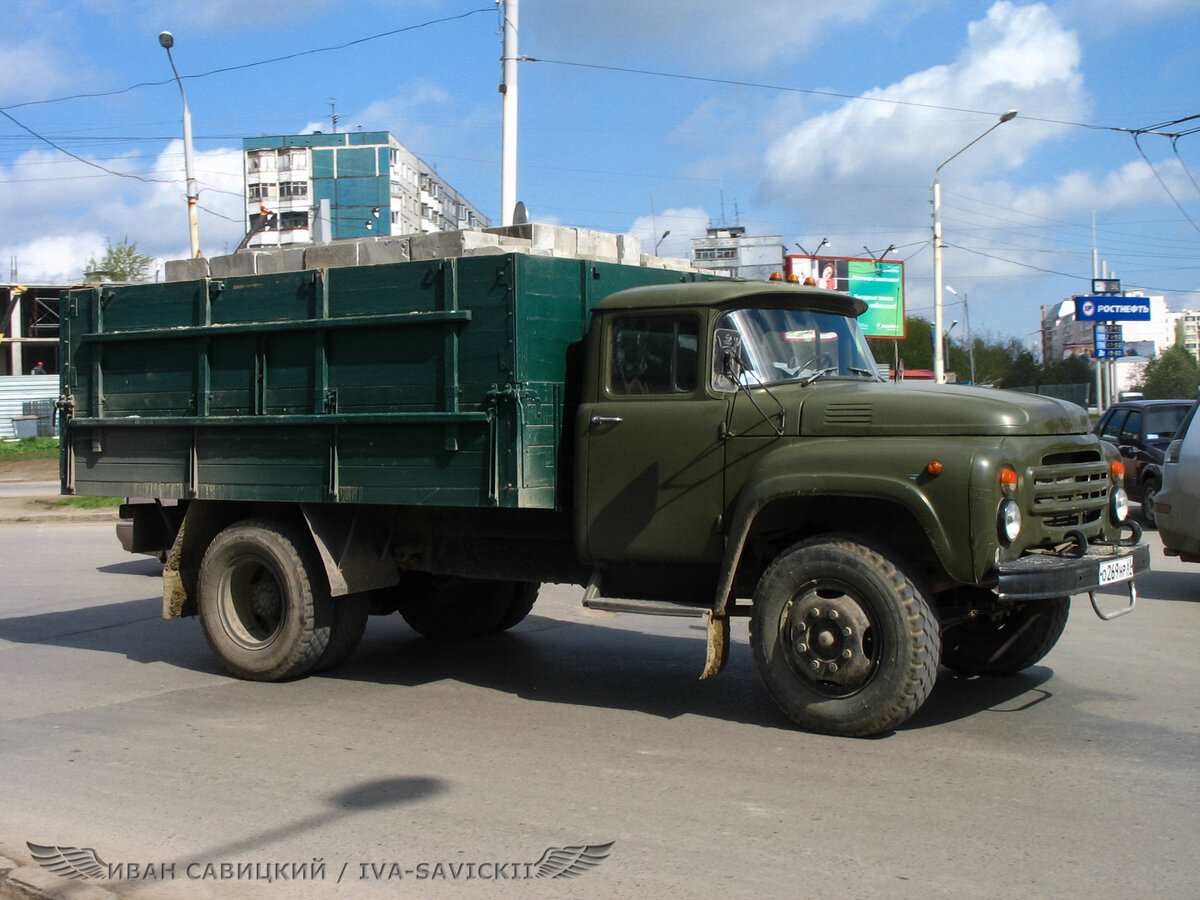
[796,381,1091,437]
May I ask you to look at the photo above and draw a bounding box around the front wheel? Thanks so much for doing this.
[197,520,332,681]
[941,596,1068,676]
[749,536,940,737]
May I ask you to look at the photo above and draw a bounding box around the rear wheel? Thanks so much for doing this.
[942,595,1069,676]
[312,592,371,672]
[399,576,539,639]
[750,536,939,737]
[198,520,331,681]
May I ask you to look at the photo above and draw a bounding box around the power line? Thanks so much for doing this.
[0,8,495,113]
[0,108,177,186]
[1131,133,1200,236]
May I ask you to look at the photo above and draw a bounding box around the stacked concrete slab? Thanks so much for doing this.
[164,226,700,282]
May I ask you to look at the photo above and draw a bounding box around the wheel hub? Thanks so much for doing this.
[782,591,873,688]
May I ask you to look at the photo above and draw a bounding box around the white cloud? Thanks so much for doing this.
[628,207,712,259]
[763,2,1086,194]
[0,40,79,103]
[1,142,245,282]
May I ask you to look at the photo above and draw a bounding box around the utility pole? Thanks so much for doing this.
[499,0,519,226]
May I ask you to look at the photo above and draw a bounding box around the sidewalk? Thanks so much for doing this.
[0,489,120,525]
[0,458,119,525]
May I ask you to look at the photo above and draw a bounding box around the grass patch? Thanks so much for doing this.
[0,436,59,461]
[44,495,122,509]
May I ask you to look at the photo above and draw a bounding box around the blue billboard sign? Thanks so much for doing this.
[1074,296,1151,321]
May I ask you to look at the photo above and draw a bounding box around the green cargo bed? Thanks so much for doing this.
[61,253,712,509]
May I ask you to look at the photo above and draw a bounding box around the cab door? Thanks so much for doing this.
[578,312,728,564]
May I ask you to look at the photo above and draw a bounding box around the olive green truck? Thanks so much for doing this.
[58,246,1147,736]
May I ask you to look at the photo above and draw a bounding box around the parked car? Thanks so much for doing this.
[1155,397,1200,563]
[1094,399,1194,526]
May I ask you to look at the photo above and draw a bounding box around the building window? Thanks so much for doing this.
[249,183,275,200]
[279,211,308,230]
[279,181,308,198]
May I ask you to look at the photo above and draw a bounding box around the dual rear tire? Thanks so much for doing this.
[197,520,536,681]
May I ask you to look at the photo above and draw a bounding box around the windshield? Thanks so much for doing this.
[714,307,880,388]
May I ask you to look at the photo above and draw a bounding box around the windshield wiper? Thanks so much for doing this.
[800,366,838,386]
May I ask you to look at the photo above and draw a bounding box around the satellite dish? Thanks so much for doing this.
[512,201,529,225]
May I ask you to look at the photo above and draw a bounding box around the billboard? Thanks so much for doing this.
[784,255,906,339]
[1074,295,1151,321]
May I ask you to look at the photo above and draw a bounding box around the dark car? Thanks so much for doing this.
[1094,399,1194,525]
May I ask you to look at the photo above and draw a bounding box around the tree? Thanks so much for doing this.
[1136,343,1200,399]
[84,237,153,282]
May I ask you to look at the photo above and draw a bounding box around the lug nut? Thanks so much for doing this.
[809,660,821,670]
[828,609,839,619]
[828,662,839,673]
[842,626,852,636]
[842,649,853,659]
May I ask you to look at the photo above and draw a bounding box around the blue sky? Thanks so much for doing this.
[1,0,1198,346]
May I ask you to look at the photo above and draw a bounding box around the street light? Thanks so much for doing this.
[655,230,671,254]
[932,109,1016,383]
[795,238,830,259]
[944,284,975,385]
[159,31,201,258]
[795,238,830,283]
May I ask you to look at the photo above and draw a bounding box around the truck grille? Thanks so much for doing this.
[1029,449,1108,528]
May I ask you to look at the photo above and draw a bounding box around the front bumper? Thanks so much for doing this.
[996,542,1150,601]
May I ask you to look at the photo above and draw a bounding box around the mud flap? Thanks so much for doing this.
[701,612,730,679]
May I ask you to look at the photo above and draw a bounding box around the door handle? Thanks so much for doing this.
[590,416,623,426]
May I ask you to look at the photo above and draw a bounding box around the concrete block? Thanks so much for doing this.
[164,256,211,282]
[208,252,258,278]
[409,230,501,260]
[487,224,577,256]
[570,228,618,262]
[254,248,306,274]
[641,255,695,271]
[305,241,361,270]
[616,233,642,266]
[358,237,411,266]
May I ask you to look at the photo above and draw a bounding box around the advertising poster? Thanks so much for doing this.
[785,255,906,339]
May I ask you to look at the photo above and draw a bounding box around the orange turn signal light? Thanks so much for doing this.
[925,460,943,476]
[1110,461,1125,478]
[769,272,783,281]
[999,466,1018,489]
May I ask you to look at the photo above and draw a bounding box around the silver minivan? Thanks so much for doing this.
[1156,396,1200,563]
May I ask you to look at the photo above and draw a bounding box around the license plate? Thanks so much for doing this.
[1099,556,1135,585]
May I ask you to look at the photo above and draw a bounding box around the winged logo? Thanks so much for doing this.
[533,841,614,879]
[26,842,109,880]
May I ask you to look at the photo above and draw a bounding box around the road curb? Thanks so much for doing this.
[0,498,119,526]
[0,857,118,900]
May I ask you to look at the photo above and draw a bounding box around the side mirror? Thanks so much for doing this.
[713,328,743,392]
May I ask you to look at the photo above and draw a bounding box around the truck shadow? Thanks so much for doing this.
[0,596,1061,736]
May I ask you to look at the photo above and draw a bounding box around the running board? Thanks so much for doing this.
[582,569,710,618]
[583,596,709,618]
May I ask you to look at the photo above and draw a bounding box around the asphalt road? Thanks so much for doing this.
[1,520,1197,899]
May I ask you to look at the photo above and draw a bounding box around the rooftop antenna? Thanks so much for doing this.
[329,98,338,133]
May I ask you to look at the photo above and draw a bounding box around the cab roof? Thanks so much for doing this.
[594,280,869,318]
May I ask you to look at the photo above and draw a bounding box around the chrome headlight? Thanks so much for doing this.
[997,498,1022,546]
[1110,486,1130,524]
